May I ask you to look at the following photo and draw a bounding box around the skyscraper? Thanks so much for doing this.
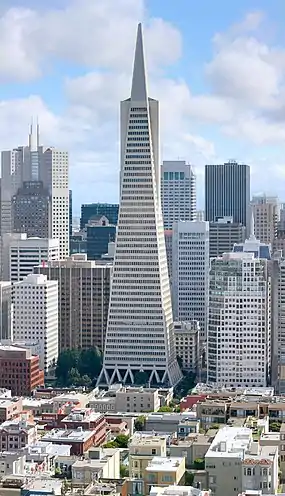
[80,203,119,229]
[161,160,196,229]
[205,161,250,235]
[207,252,271,387]
[0,124,69,262]
[251,194,280,244]
[172,221,209,341]
[98,24,182,387]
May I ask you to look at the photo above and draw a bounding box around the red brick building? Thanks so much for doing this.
[0,346,44,396]
[41,428,99,455]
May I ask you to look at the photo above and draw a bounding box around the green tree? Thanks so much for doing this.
[55,349,80,382]
[184,472,194,486]
[114,434,129,448]
[158,406,173,412]
[120,464,129,478]
[270,421,282,432]
[81,374,92,387]
[103,441,117,448]
[135,416,146,431]
[67,367,81,386]
[193,458,205,470]
[78,347,102,379]
[134,371,148,385]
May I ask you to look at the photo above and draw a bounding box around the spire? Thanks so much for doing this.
[36,117,40,147]
[131,23,148,102]
[249,208,256,240]
[28,118,33,148]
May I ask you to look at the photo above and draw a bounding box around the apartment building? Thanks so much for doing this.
[71,447,120,485]
[0,418,38,451]
[145,457,185,495]
[116,387,160,413]
[174,321,200,372]
[0,398,23,422]
[205,427,278,496]
[34,254,112,351]
[129,435,167,480]
[251,194,279,244]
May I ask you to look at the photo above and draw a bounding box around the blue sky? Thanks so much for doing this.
[1,0,285,213]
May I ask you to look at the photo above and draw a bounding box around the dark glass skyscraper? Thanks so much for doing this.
[205,161,250,235]
[80,203,119,229]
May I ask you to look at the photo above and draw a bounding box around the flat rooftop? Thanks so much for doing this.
[23,478,62,495]
[146,456,184,472]
[41,427,95,443]
[206,427,252,458]
[150,487,209,496]
[62,408,102,423]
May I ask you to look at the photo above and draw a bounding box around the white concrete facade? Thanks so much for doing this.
[161,160,196,230]
[207,252,271,387]
[172,221,209,341]
[2,233,59,282]
[98,24,182,387]
[0,282,12,340]
[13,273,59,373]
[174,321,200,373]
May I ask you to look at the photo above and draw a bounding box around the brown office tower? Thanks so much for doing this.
[34,254,112,352]
[0,345,44,395]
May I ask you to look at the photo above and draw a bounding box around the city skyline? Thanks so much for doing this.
[0,1,285,211]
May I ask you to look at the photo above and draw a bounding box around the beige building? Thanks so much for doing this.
[34,254,112,351]
[0,452,26,477]
[0,418,37,450]
[174,321,200,372]
[205,427,279,496]
[116,386,160,413]
[145,457,185,495]
[279,422,285,481]
[129,435,167,481]
[251,194,279,244]
[71,447,120,486]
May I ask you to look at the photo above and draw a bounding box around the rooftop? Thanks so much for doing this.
[150,487,210,496]
[206,427,252,458]
[62,408,103,423]
[146,456,184,472]
[23,478,62,496]
[41,427,95,443]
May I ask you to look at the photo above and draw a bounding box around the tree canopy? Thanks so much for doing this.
[55,347,102,386]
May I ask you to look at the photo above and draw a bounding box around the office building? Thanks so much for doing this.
[196,210,204,221]
[207,252,271,387]
[69,190,72,239]
[81,203,119,229]
[205,427,278,496]
[13,274,59,373]
[174,321,200,373]
[209,216,246,258]
[270,253,285,393]
[98,24,182,387]
[0,345,44,395]
[172,221,209,341]
[12,181,51,238]
[1,124,69,260]
[161,160,196,229]
[1,233,59,282]
[0,282,12,340]
[251,194,279,244]
[233,233,271,260]
[86,216,116,260]
[70,230,87,255]
[35,254,112,352]
[205,160,250,235]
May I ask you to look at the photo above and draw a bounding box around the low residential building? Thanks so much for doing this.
[0,451,26,477]
[169,433,213,469]
[72,447,120,485]
[145,457,185,495]
[24,441,71,472]
[0,345,44,396]
[196,400,229,428]
[149,486,210,496]
[177,419,200,438]
[145,413,198,433]
[0,418,38,450]
[59,409,106,445]
[174,321,200,373]
[116,386,160,413]
[89,395,116,413]
[52,392,89,412]
[41,427,99,455]
[129,435,167,480]
[280,422,285,480]
[205,427,279,496]
[0,398,23,422]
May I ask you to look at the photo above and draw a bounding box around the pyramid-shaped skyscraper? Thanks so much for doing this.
[97,24,182,387]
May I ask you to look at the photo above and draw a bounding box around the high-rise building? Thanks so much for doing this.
[207,252,271,387]
[1,124,69,261]
[205,161,250,235]
[209,216,246,258]
[164,230,173,280]
[35,254,112,352]
[1,233,59,282]
[233,233,271,260]
[251,194,279,244]
[86,216,116,260]
[161,160,196,229]
[81,203,119,229]
[270,252,285,393]
[0,282,12,340]
[174,321,200,373]
[12,181,51,238]
[172,221,209,341]
[69,190,73,239]
[13,274,58,374]
[196,210,204,221]
[98,24,182,387]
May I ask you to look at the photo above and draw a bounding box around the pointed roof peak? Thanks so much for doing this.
[131,23,148,102]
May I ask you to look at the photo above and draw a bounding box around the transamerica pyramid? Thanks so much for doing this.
[97,23,182,387]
